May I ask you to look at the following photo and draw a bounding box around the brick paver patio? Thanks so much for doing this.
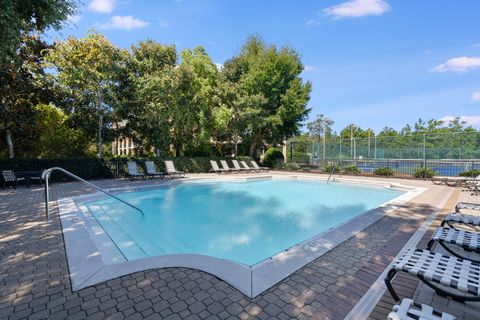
[0,174,466,319]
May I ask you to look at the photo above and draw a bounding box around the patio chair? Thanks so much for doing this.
[210,160,229,174]
[427,227,480,263]
[145,161,164,179]
[127,161,145,181]
[220,160,240,173]
[165,160,185,179]
[387,298,456,320]
[231,160,250,172]
[464,180,480,193]
[385,248,480,302]
[240,160,259,172]
[2,170,26,189]
[250,160,269,171]
[29,170,45,186]
[441,213,480,229]
[455,202,480,213]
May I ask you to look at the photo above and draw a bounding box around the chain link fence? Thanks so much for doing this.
[286,132,480,178]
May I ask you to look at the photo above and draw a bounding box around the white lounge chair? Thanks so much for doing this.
[2,170,26,189]
[231,160,250,172]
[441,213,480,228]
[220,160,239,173]
[455,202,480,213]
[240,161,259,172]
[250,160,269,171]
[145,161,164,179]
[165,160,185,179]
[387,298,456,320]
[385,248,480,302]
[210,160,229,174]
[428,227,480,263]
[127,162,145,181]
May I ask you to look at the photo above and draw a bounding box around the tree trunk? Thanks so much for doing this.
[5,127,14,159]
[97,114,103,158]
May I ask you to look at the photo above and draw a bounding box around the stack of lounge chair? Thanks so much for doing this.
[126,160,184,181]
[209,159,270,174]
[164,160,185,179]
[385,201,480,320]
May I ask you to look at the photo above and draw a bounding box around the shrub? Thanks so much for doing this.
[373,167,394,176]
[459,169,480,177]
[281,162,301,170]
[414,167,436,178]
[344,165,361,175]
[262,147,285,168]
[323,164,340,173]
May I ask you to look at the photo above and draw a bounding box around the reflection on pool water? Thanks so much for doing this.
[85,179,403,266]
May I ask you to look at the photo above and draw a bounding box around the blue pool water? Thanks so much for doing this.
[85,179,403,266]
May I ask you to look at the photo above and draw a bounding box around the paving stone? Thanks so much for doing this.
[1,178,470,320]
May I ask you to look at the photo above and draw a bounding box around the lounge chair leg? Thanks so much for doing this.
[384,269,400,302]
[426,239,435,250]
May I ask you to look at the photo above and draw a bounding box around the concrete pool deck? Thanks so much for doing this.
[0,172,476,319]
[58,175,425,299]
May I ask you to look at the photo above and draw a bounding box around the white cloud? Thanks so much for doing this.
[440,115,480,127]
[430,56,480,73]
[303,65,316,72]
[323,0,390,19]
[102,16,150,30]
[89,0,115,13]
[472,91,480,101]
[215,63,223,70]
[305,19,320,27]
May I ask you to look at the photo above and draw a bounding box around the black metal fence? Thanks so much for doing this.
[0,156,255,181]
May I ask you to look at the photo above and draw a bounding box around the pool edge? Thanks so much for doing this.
[57,174,426,298]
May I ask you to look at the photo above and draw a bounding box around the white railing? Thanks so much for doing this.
[43,167,144,221]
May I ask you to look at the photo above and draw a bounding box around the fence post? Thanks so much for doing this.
[423,134,426,163]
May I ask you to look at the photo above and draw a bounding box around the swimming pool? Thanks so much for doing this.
[85,178,404,266]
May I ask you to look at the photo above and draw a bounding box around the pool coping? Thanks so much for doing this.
[57,174,426,298]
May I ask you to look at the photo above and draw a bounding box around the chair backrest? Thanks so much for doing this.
[2,170,16,182]
[165,161,176,173]
[127,161,139,174]
[145,161,156,174]
[210,160,221,171]
[231,160,242,170]
[251,161,260,169]
[220,160,230,170]
[240,161,251,169]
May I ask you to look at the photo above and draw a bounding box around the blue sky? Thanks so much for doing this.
[49,0,480,132]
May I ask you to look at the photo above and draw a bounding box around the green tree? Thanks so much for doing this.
[223,35,311,156]
[306,114,334,140]
[0,0,76,64]
[0,35,54,158]
[45,32,123,158]
[34,103,89,157]
[115,40,177,156]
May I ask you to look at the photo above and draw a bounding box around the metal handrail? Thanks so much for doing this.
[327,165,337,184]
[44,167,144,221]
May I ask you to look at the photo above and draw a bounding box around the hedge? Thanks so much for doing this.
[0,156,254,181]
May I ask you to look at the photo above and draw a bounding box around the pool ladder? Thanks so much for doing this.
[43,167,144,221]
[327,165,337,184]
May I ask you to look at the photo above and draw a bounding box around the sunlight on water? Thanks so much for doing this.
[85,179,403,266]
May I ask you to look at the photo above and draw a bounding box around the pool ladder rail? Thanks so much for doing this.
[327,165,337,184]
[43,167,144,221]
